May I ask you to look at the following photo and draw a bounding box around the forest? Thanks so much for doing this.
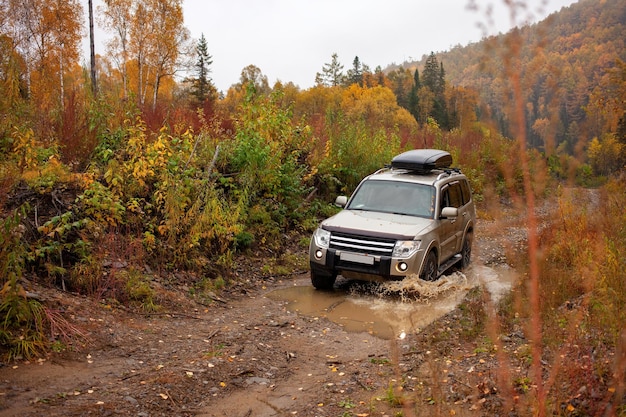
[0,0,625,414]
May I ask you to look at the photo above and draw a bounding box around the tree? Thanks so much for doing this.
[88,0,97,95]
[238,65,270,95]
[319,53,344,87]
[190,33,215,105]
[408,68,421,122]
[5,0,83,108]
[422,52,449,129]
[105,0,190,109]
[345,56,363,86]
[100,0,133,99]
[372,66,387,87]
[143,0,190,110]
[422,52,442,95]
[387,66,412,109]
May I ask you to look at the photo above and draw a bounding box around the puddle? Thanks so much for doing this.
[267,265,516,340]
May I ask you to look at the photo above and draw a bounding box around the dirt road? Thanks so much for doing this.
[0,219,519,417]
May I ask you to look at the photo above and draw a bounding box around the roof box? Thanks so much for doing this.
[391,149,452,173]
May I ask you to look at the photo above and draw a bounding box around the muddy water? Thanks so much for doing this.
[267,265,517,340]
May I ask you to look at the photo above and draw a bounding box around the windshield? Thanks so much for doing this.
[346,179,435,218]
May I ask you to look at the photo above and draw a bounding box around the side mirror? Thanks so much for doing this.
[335,196,348,207]
[441,207,458,219]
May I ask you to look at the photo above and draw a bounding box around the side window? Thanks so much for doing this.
[448,183,462,208]
[460,180,472,205]
[441,183,462,209]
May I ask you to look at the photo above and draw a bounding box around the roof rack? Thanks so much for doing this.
[435,168,462,182]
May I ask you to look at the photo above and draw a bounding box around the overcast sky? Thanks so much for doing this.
[84,0,578,92]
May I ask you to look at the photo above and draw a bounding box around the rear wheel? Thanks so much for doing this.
[311,270,337,290]
[461,232,473,269]
[420,251,438,281]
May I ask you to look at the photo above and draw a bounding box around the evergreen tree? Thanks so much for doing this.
[345,56,363,86]
[408,68,421,122]
[374,66,386,86]
[388,66,412,109]
[320,53,344,87]
[422,52,441,94]
[422,52,450,128]
[191,33,215,104]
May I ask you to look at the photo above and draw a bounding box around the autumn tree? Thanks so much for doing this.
[100,0,133,99]
[371,66,388,88]
[238,65,270,95]
[143,0,190,110]
[0,34,28,137]
[340,84,417,133]
[104,0,190,109]
[446,86,478,130]
[2,0,83,114]
[221,65,270,114]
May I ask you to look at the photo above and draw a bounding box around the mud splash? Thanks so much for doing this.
[268,265,516,340]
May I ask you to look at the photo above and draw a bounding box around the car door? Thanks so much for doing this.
[439,182,465,261]
[438,184,456,261]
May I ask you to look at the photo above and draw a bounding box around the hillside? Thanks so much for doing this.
[397,0,626,152]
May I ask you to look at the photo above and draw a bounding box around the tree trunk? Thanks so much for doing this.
[88,0,97,96]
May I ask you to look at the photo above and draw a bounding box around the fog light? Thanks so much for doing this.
[315,249,323,259]
[398,262,408,272]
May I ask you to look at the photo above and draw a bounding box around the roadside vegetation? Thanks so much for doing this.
[1,0,625,415]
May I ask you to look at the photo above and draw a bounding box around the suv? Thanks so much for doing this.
[309,149,476,290]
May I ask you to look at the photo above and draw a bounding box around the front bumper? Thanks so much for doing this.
[309,244,426,281]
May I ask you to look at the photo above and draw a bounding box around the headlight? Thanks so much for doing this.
[392,240,421,258]
[313,228,331,248]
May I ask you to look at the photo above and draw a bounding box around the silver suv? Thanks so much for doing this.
[309,149,476,290]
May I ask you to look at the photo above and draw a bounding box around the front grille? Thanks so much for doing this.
[329,232,396,256]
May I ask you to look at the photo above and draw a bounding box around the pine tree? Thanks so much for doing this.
[422,52,441,94]
[422,52,450,128]
[374,66,386,86]
[345,56,363,86]
[191,33,215,104]
[320,53,344,87]
[408,68,421,122]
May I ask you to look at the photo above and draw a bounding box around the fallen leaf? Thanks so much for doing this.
[159,393,168,400]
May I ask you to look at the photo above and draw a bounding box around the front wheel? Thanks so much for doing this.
[420,251,438,281]
[311,270,337,290]
[461,232,473,269]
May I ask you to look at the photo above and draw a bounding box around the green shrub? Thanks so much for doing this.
[0,205,47,359]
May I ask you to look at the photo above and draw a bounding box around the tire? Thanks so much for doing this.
[420,251,438,281]
[461,232,473,269]
[311,270,337,290]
